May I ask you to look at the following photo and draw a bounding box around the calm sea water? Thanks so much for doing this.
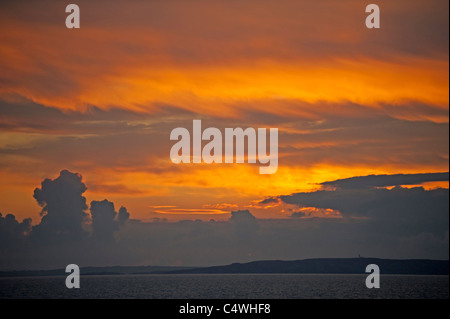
[0,274,448,299]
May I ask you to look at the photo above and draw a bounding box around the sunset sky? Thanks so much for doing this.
[0,0,448,227]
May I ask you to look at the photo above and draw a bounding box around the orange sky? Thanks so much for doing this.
[0,0,448,223]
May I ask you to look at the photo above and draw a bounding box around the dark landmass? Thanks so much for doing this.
[159,258,449,275]
[1,258,448,277]
[0,266,194,277]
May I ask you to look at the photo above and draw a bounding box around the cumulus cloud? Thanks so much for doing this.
[90,200,131,241]
[32,170,88,241]
[30,170,129,242]
[90,200,119,241]
[0,170,133,269]
[229,210,259,241]
[230,210,257,224]
[117,206,130,225]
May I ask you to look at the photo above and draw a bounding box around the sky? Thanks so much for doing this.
[0,0,448,269]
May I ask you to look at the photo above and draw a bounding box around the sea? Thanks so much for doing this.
[0,274,448,299]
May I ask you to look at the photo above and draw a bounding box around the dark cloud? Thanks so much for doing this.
[0,213,31,247]
[32,170,88,241]
[90,200,131,241]
[90,200,119,241]
[230,210,259,241]
[259,197,279,205]
[279,173,449,237]
[290,211,306,218]
[0,95,194,134]
[230,210,257,224]
[117,206,130,225]
[0,170,133,269]
[321,172,449,189]
[0,213,32,270]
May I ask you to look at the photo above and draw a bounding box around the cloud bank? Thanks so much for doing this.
[0,170,448,270]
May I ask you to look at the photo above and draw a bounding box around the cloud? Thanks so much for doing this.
[320,172,450,190]
[278,173,449,238]
[0,213,31,248]
[0,213,32,270]
[0,170,134,269]
[117,206,130,225]
[290,211,306,218]
[0,1,447,115]
[229,210,259,241]
[90,200,130,241]
[32,170,88,241]
[0,107,447,224]
[90,199,119,241]
[0,171,448,270]
[288,207,341,219]
[230,210,257,224]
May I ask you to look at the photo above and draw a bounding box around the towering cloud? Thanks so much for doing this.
[117,206,130,225]
[230,209,259,241]
[32,170,88,241]
[90,199,119,241]
[90,200,130,241]
[0,170,136,269]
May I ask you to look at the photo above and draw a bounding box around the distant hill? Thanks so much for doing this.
[0,265,194,277]
[160,258,449,275]
[1,258,448,277]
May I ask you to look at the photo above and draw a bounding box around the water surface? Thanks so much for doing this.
[0,274,447,299]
